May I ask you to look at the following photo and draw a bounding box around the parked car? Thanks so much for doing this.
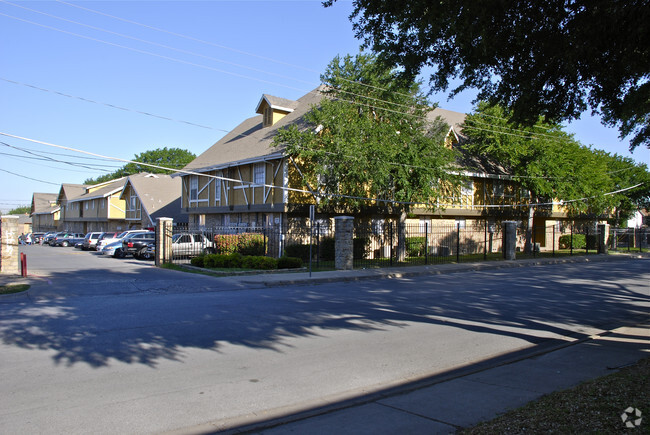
[121,232,155,258]
[142,243,155,260]
[171,233,216,257]
[96,230,149,255]
[31,232,46,244]
[43,232,62,245]
[52,232,86,247]
[100,240,125,257]
[82,232,104,251]
[95,232,120,251]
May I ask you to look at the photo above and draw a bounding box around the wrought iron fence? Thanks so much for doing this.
[167,220,646,267]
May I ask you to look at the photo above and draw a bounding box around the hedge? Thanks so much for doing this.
[213,233,266,256]
[559,234,586,249]
[190,253,302,270]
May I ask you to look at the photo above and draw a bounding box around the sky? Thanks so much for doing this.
[1,0,648,214]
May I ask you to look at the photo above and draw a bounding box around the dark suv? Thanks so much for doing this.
[121,232,155,259]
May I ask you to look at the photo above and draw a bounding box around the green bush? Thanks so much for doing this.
[242,255,278,270]
[559,234,586,249]
[190,255,205,267]
[237,233,266,256]
[406,237,427,257]
[278,256,303,269]
[353,237,370,260]
[284,243,315,261]
[320,237,335,261]
[214,234,239,254]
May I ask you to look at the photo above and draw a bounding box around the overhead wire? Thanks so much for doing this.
[1,131,644,211]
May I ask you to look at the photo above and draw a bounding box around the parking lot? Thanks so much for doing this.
[18,242,155,279]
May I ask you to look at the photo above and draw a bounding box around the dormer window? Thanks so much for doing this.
[256,94,298,128]
[263,107,273,127]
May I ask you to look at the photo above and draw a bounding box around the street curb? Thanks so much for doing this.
[241,253,640,288]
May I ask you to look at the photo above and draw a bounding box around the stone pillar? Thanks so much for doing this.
[335,216,354,270]
[502,221,517,261]
[156,218,173,266]
[1,215,20,275]
[597,223,609,254]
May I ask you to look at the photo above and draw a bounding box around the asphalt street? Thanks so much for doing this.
[0,245,648,434]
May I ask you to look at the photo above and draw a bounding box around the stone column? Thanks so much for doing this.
[502,221,517,261]
[156,217,173,266]
[1,215,20,275]
[597,223,609,254]
[335,216,354,270]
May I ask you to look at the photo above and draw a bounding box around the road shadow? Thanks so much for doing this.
[0,259,648,369]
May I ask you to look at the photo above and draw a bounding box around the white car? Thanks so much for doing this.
[96,230,149,252]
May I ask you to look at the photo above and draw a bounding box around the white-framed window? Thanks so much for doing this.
[455,218,466,229]
[215,172,222,202]
[85,202,89,210]
[493,180,505,197]
[91,200,95,210]
[101,200,105,209]
[254,163,265,185]
[130,195,137,211]
[190,175,198,201]
[461,180,473,196]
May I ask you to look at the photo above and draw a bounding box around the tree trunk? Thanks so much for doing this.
[396,210,407,262]
[524,204,535,253]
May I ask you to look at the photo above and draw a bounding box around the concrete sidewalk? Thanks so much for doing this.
[224,322,647,435]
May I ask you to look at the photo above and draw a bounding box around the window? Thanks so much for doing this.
[215,172,221,202]
[85,202,89,210]
[493,181,505,197]
[461,180,473,196]
[254,163,265,185]
[91,200,95,210]
[190,176,198,201]
[455,219,466,229]
[130,195,137,211]
[263,107,273,127]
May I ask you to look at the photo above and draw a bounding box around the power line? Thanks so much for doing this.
[0,167,60,186]
[0,12,307,93]
[2,1,316,87]
[1,131,643,210]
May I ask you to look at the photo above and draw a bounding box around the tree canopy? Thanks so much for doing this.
[326,0,650,150]
[463,103,650,230]
[273,53,459,214]
[8,205,30,215]
[84,147,196,185]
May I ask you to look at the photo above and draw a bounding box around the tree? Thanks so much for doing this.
[8,205,30,215]
[462,103,615,251]
[594,151,650,226]
[325,0,650,150]
[273,53,459,215]
[84,147,196,185]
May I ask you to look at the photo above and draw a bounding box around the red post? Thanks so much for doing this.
[20,253,27,277]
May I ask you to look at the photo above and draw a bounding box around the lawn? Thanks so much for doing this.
[460,357,650,434]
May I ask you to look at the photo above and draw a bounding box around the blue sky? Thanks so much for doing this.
[1,0,648,213]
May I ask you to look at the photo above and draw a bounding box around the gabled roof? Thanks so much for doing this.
[255,94,299,114]
[69,178,126,203]
[31,192,60,215]
[57,183,87,203]
[120,173,187,223]
[183,87,473,175]
[184,87,324,173]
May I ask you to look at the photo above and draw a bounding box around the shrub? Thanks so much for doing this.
[406,237,427,257]
[353,237,370,260]
[320,237,335,261]
[284,243,315,262]
[559,234,586,249]
[224,252,243,268]
[214,234,239,254]
[278,256,303,269]
[242,255,278,270]
[190,255,205,267]
[237,233,266,256]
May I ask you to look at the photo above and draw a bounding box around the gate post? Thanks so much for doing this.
[1,215,20,275]
[156,217,173,266]
[597,223,609,254]
[334,216,354,270]
[502,221,517,260]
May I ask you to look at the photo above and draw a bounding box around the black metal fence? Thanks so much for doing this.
[167,220,648,267]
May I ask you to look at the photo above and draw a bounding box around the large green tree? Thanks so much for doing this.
[325,0,650,150]
[594,151,650,226]
[84,147,196,185]
[8,205,30,215]
[273,53,459,215]
[463,103,615,251]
